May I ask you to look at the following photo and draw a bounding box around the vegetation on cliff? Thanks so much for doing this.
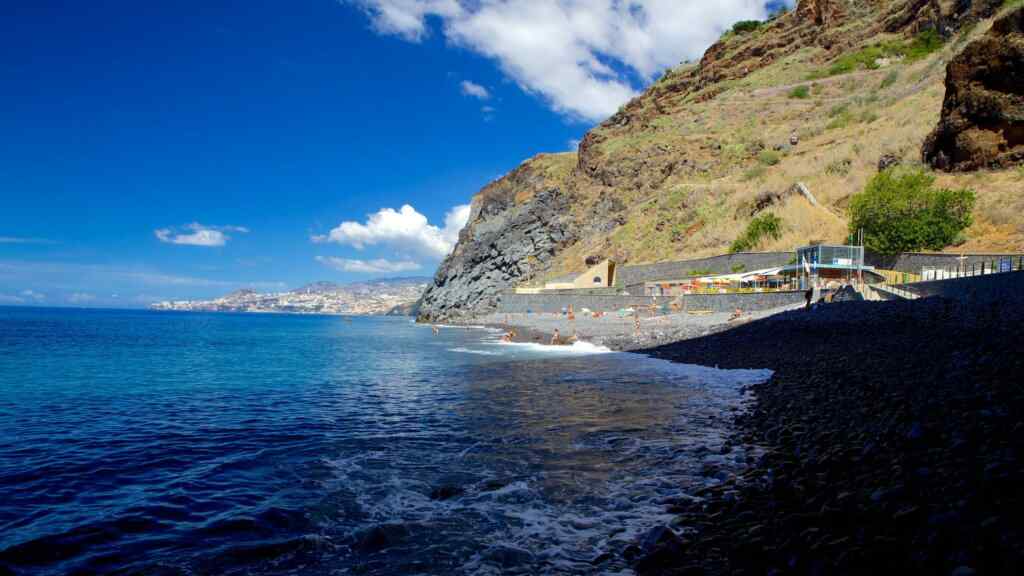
[418,0,1024,320]
[849,168,976,254]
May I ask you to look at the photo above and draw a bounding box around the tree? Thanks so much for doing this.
[730,213,783,253]
[848,168,975,255]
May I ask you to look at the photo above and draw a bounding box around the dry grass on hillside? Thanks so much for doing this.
[529,9,1024,281]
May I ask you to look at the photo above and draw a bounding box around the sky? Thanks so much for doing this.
[0,0,790,308]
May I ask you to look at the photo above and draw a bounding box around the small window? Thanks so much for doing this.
[593,276,602,284]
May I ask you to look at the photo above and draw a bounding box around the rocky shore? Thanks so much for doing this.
[469,305,803,352]
[633,295,1024,575]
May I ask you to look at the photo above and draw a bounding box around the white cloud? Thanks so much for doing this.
[20,289,45,302]
[67,292,96,304]
[154,223,249,247]
[460,80,491,99]
[352,0,769,121]
[312,203,471,259]
[316,256,422,274]
[354,0,464,40]
[0,293,25,304]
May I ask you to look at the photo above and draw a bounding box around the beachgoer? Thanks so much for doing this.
[805,288,813,310]
[550,329,561,345]
[567,304,575,321]
[432,325,440,335]
[729,307,743,321]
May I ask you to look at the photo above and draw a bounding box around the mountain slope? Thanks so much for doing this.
[418,0,1024,322]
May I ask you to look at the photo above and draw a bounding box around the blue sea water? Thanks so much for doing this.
[0,307,770,575]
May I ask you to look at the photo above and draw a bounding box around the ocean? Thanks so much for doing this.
[0,307,770,575]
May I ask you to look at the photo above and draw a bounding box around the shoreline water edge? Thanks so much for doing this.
[441,291,1024,574]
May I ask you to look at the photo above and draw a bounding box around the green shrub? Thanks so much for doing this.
[730,213,784,253]
[859,109,879,123]
[828,103,850,118]
[758,150,782,166]
[732,20,762,34]
[827,110,854,130]
[807,30,945,80]
[721,142,747,162]
[848,168,975,255]
[1017,165,1024,180]
[731,263,747,273]
[688,268,713,276]
[825,158,852,176]
[788,85,810,99]
[741,165,767,181]
[880,70,899,89]
[903,29,943,62]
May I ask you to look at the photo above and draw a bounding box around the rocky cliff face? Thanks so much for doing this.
[923,6,1024,171]
[416,159,580,322]
[417,0,1024,321]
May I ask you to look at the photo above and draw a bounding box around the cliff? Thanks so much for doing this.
[924,6,1024,170]
[418,0,1024,322]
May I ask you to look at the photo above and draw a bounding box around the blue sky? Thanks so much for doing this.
[1,0,785,307]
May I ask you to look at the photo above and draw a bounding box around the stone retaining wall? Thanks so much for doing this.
[615,252,792,287]
[496,290,806,315]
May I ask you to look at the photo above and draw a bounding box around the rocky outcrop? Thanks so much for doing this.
[883,0,1003,36]
[923,7,1024,171]
[416,161,579,322]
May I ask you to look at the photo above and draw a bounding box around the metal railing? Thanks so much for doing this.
[880,255,1023,299]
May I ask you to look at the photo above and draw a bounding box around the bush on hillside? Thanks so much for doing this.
[788,85,810,99]
[732,20,763,34]
[730,213,784,253]
[807,30,945,80]
[880,70,899,89]
[758,150,782,166]
[848,168,975,255]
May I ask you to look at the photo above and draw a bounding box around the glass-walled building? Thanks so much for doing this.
[795,244,865,288]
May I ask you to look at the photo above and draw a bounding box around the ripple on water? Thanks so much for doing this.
[0,310,771,575]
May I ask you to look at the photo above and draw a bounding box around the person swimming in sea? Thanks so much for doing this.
[432,325,439,335]
[550,329,561,345]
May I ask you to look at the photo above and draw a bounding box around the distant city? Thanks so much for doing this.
[150,278,429,316]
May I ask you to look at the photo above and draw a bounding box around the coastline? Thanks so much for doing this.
[630,296,1024,574]
[443,293,1023,573]
[460,304,804,352]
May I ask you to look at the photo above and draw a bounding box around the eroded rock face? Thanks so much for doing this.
[416,162,579,322]
[923,7,1024,171]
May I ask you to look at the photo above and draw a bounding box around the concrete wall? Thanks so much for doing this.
[615,252,792,288]
[866,251,1024,274]
[898,270,1024,304]
[496,290,806,315]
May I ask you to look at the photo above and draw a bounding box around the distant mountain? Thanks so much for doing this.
[150,277,430,316]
